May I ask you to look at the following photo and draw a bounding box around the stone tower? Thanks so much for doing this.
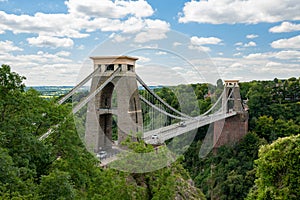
[214,80,248,148]
[85,56,143,153]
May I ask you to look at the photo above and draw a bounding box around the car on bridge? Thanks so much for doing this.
[96,150,107,160]
[178,121,186,127]
[151,134,160,144]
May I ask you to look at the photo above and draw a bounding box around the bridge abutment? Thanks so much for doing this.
[213,112,248,148]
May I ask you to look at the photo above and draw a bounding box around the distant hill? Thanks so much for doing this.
[26,86,74,98]
[27,85,164,99]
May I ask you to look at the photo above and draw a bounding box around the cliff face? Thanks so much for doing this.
[125,160,206,200]
[174,177,206,200]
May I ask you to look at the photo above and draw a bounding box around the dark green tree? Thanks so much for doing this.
[247,134,300,200]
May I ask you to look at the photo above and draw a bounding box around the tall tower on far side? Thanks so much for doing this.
[214,80,248,149]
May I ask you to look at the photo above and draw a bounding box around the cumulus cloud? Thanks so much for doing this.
[269,22,300,33]
[27,36,74,48]
[244,41,256,47]
[0,40,23,53]
[155,51,167,55]
[0,0,168,47]
[261,61,300,74]
[179,0,300,24]
[190,36,222,45]
[234,42,243,46]
[234,41,256,48]
[65,0,154,18]
[173,42,182,47]
[246,34,258,39]
[56,51,71,57]
[134,19,170,43]
[212,56,300,80]
[0,50,79,85]
[189,44,211,52]
[271,35,300,49]
[189,36,222,52]
[244,50,300,60]
[0,11,89,38]
[137,56,151,63]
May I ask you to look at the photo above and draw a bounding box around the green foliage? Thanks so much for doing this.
[244,78,300,128]
[247,134,300,200]
[1,65,299,199]
[254,115,300,142]
[0,64,25,93]
[37,170,75,200]
[185,133,265,200]
[1,65,206,200]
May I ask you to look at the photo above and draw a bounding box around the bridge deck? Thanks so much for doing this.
[143,111,237,144]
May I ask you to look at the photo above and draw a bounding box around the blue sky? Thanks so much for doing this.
[0,0,299,86]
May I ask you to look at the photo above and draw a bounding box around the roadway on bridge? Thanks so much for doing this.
[143,111,237,144]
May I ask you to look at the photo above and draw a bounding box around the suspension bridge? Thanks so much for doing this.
[40,56,248,162]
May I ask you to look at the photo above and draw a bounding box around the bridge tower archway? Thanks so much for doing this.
[85,56,143,153]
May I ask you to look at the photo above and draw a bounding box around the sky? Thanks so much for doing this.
[0,0,299,86]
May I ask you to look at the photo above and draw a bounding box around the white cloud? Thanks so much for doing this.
[137,56,151,63]
[0,40,23,53]
[0,1,167,45]
[188,44,211,52]
[235,42,243,46]
[156,51,167,55]
[76,44,85,50]
[112,35,131,43]
[134,19,170,43]
[245,50,300,60]
[271,35,300,49]
[190,36,222,45]
[27,36,74,48]
[274,50,300,60]
[179,0,300,24]
[261,61,300,74]
[212,56,300,80]
[65,0,154,18]
[0,51,79,85]
[244,53,269,60]
[246,34,258,39]
[189,36,222,52]
[56,51,71,57]
[269,22,300,33]
[173,42,182,47]
[0,11,89,38]
[233,52,242,57]
[235,41,256,48]
[244,41,256,47]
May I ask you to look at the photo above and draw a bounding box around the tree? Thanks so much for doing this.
[37,170,75,200]
[247,134,300,200]
[0,64,25,92]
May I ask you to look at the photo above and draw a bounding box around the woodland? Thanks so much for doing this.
[0,64,299,199]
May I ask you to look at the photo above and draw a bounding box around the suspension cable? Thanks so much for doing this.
[58,66,101,105]
[136,74,191,119]
[139,95,187,121]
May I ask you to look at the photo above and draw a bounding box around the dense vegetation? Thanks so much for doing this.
[1,64,299,199]
[140,76,299,199]
[0,64,204,199]
[180,78,300,199]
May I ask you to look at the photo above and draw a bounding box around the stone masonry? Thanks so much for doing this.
[213,80,249,148]
[85,56,143,153]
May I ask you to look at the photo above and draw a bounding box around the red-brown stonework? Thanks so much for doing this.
[213,111,248,148]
